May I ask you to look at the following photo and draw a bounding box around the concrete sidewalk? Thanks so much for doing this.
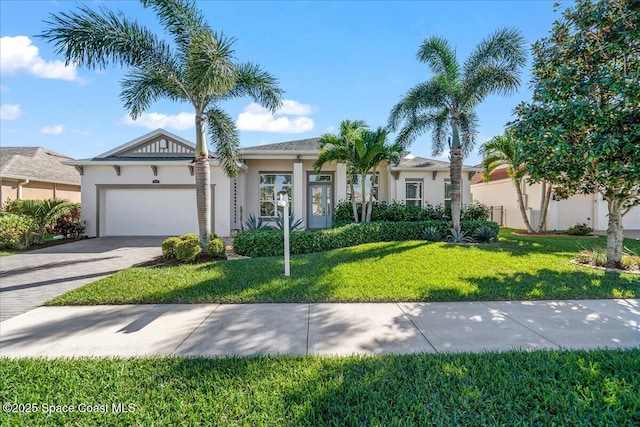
[1,300,638,358]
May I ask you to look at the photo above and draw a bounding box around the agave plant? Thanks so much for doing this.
[472,225,498,243]
[422,226,442,242]
[272,212,305,231]
[447,228,474,244]
[242,214,274,231]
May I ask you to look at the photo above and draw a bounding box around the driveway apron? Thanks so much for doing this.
[0,237,163,322]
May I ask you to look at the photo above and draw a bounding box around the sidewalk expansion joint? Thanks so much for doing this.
[305,303,311,356]
[395,303,438,354]
[170,304,222,356]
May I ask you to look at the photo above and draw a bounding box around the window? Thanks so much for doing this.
[444,181,452,211]
[259,173,292,217]
[405,181,423,207]
[347,172,379,201]
[309,174,332,183]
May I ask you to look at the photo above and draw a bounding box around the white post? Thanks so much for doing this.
[278,194,290,277]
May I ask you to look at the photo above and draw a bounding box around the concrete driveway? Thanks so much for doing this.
[0,237,164,322]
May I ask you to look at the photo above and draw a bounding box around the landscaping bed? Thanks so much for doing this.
[1,349,638,426]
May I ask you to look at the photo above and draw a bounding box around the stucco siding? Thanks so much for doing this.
[0,178,80,205]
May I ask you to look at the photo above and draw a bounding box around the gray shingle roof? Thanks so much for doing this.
[241,138,320,152]
[0,147,80,185]
[396,156,451,168]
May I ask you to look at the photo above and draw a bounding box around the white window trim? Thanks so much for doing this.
[259,172,293,218]
[405,179,423,207]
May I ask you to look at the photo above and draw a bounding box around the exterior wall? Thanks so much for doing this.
[80,163,231,237]
[389,170,459,207]
[0,178,80,205]
[472,180,640,231]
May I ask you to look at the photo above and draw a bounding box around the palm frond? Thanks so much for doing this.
[459,110,479,158]
[388,80,448,130]
[417,36,459,86]
[431,108,449,156]
[225,62,284,112]
[121,63,188,118]
[206,107,240,177]
[39,4,170,69]
[141,0,208,51]
[186,30,237,102]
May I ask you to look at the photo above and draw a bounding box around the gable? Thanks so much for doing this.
[95,129,195,159]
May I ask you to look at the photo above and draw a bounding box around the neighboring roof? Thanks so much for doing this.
[470,166,510,185]
[0,147,80,186]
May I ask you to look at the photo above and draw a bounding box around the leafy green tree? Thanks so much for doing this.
[40,0,283,247]
[480,130,553,233]
[5,199,74,244]
[389,29,526,232]
[513,0,639,267]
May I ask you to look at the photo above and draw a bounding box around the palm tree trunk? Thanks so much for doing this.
[360,173,367,223]
[349,181,358,223]
[514,178,535,233]
[195,115,211,248]
[366,169,377,222]
[535,181,552,233]
[606,198,624,268]
[450,147,463,233]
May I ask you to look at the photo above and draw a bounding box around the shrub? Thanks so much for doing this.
[422,226,442,242]
[175,238,202,263]
[473,224,499,243]
[234,220,499,257]
[461,203,490,221]
[566,223,593,236]
[242,214,273,231]
[52,204,85,239]
[272,212,305,231]
[179,233,199,241]
[161,237,182,259]
[0,213,35,249]
[621,255,640,271]
[334,200,487,223]
[447,228,474,244]
[207,237,226,259]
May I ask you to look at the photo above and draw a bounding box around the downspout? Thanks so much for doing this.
[17,179,29,199]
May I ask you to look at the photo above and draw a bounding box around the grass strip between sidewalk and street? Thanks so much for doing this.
[1,349,638,426]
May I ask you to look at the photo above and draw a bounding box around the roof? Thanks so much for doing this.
[396,155,451,169]
[470,166,510,185]
[0,147,80,186]
[240,138,320,153]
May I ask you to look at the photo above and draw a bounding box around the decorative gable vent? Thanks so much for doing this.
[128,138,194,155]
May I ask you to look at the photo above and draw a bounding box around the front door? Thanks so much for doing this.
[308,184,332,229]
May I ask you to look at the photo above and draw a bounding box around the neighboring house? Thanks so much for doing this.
[470,166,640,231]
[0,147,81,206]
[67,129,481,237]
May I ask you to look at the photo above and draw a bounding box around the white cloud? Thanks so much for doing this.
[436,149,451,160]
[41,125,64,135]
[0,36,78,81]
[0,84,9,93]
[71,129,92,136]
[122,112,194,131]
[236,99,315,134]
[0,104,21,120]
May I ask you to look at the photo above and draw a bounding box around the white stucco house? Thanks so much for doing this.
[471,166,640,231]
[68,129,481,237]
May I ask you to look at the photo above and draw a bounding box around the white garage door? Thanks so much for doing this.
[104,188,199,236]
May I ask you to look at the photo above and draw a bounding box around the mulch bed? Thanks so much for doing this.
[136,246,248,268]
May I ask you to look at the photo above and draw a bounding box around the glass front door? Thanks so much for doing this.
[308,184,332,229]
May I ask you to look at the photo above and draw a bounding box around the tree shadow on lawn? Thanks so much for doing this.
[149,241,429,303]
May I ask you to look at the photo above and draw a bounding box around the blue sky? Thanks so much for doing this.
[1,1,566,165]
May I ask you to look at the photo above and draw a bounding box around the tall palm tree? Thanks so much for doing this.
[480,130,553,234]
[314,120,368,223]
[388,28,526,232]
[40,0,283,247]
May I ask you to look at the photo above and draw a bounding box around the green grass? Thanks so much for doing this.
[1,349,638,426]
[48,230,640,305]
[0,250,17,257]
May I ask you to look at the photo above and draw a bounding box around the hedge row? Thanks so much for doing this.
[333,201,490,223]
[233,220,499,258]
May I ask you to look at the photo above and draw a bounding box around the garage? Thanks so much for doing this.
[103,187,198,236]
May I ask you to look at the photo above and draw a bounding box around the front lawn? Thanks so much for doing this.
[47,230,639,305]
[1,349,638,426]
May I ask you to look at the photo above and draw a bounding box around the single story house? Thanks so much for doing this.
[470,166,640,231]
[68,129,481,237]
[0,147,81,205]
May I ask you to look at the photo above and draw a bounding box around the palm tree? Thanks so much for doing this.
[388,28,526,232]
[314,120,368,222]
[480,130,553,234]
[40,0,283,247]
[5,199,74,244]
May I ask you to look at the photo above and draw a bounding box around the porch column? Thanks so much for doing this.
[336,162,347,202]
[293,159,304,226]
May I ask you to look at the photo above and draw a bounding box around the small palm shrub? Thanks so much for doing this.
[272,212,304,231]
[422,226,442,242]
[566,223,593,236]
[447,228,474,244]
[4,198,74,244]
[473,225,499,243]
[161,237,182,259]
[207,237,226,259]
[175,238,202,263]
[0,213,36,249]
